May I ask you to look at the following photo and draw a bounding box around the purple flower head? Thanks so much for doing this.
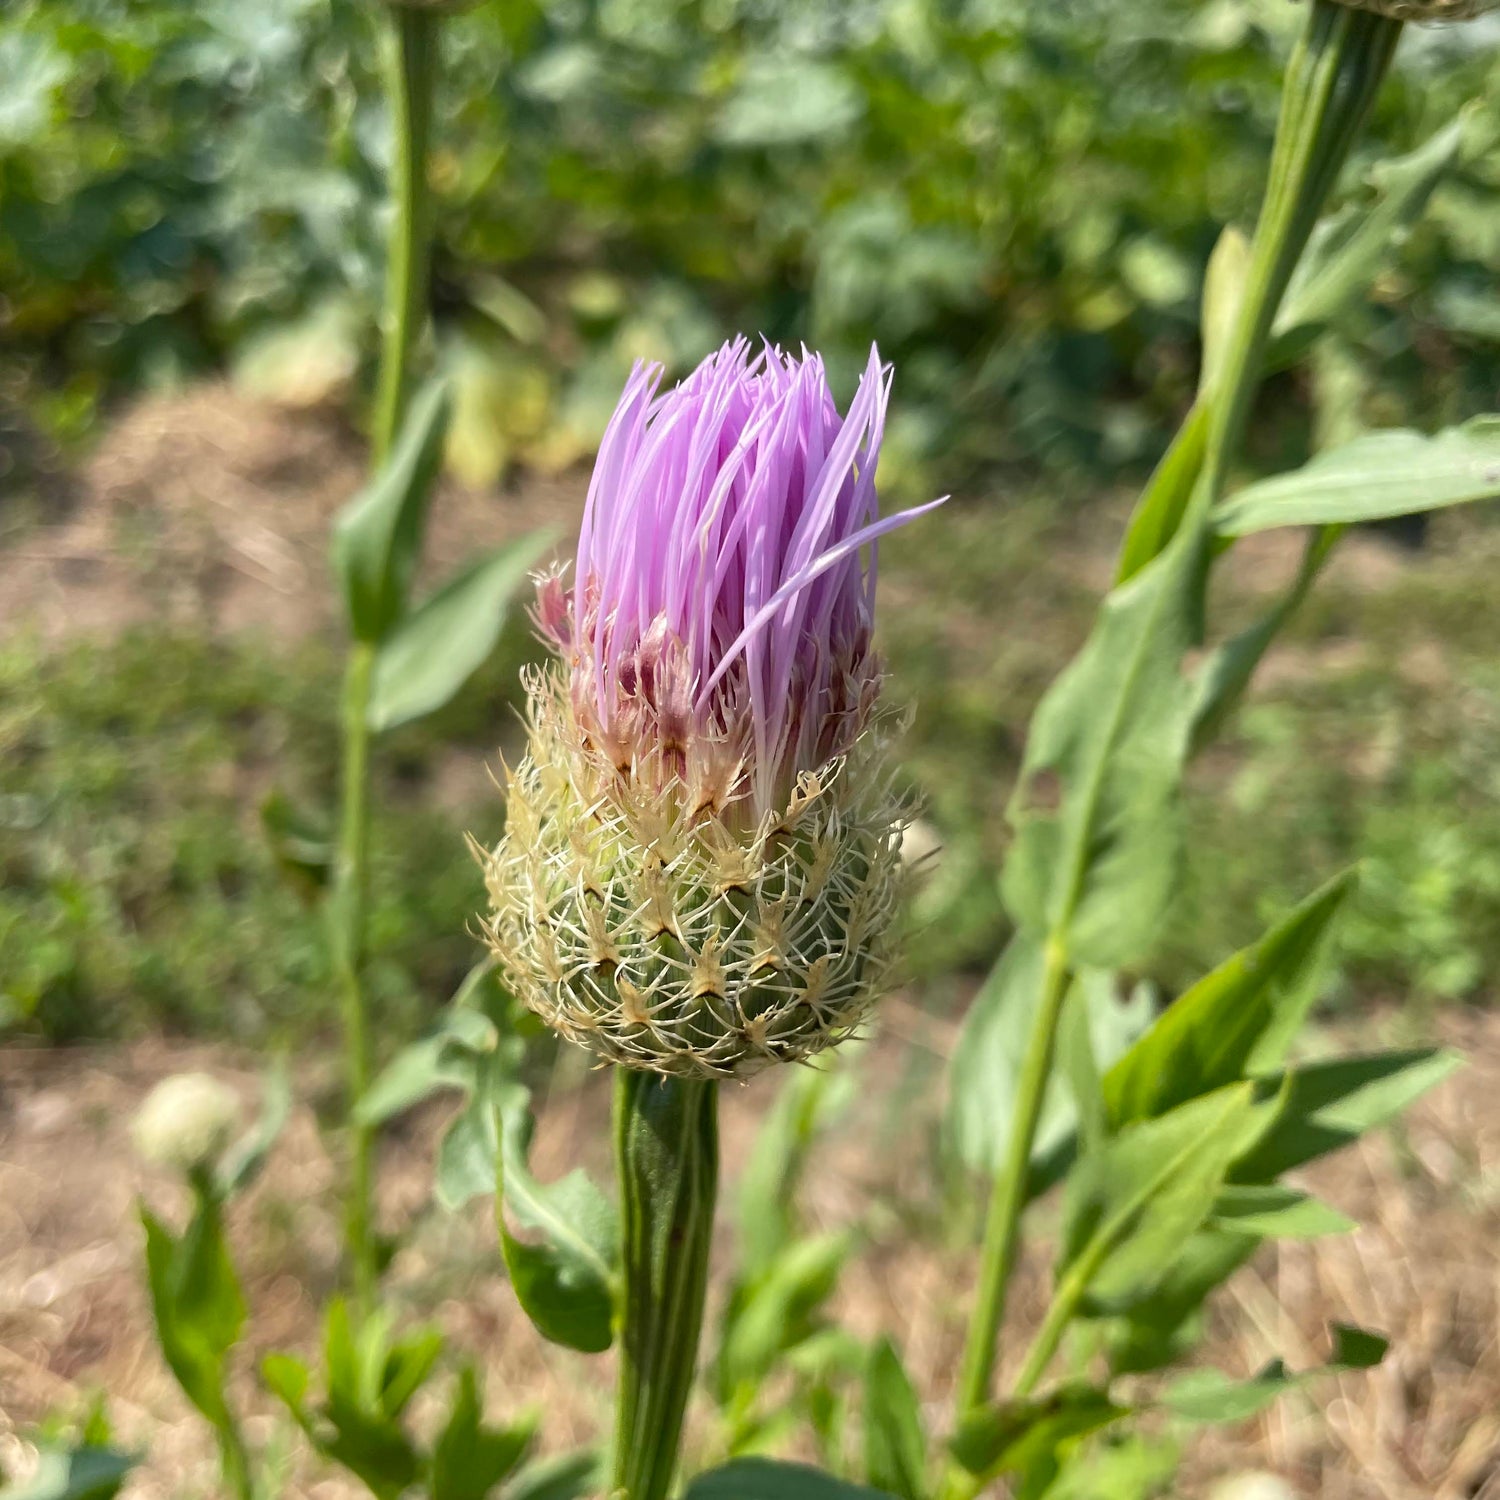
[536,339,941,817]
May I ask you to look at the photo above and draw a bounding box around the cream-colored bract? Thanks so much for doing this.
[477,669,910,1080]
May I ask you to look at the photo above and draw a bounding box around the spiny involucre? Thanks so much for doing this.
[479,341,942,1079]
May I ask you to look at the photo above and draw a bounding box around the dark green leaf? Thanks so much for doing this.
[1103,872,1353,1128]
[431,1366,536,1500]
[862,1337,926,1500]
[683,1459,896,1500]
[951,1386,1125,1483]
[368,531,552,731]
[496,1090,619,1354]
[1215,418,1500,537]
[1004,533,1206,969]
[3,1445,136,1500]
[1232,1048,1463,1184]
[332,380,451,643]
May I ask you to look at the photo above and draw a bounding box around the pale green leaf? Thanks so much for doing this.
[1215,418,1500,537]
[368,532,552,731]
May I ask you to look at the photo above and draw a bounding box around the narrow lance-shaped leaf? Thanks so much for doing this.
[368,529,554,731]
[1004,530,1207,970]
[1271,113,1468,365]
[332,380,451,642]
[1059,1083,1274,1315]
[682,1459,898,1500]
[1162,1323,1387,1425]
[1103,870,1354,1129]
[862,1337,927,1500]
[1215,417,1500,536]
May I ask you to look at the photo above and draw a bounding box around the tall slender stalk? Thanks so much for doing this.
[333,3,440,1309]
[952,938,1071,1417]
[331,640,377,1311]
[948,1,1403,1440]
[611,1071,719,1500]
[373,6,438,463]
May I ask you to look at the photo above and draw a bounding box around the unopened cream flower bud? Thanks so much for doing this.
[132,1073,241,1175]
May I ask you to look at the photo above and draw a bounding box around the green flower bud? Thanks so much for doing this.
[132,1073,241,1175]
[479,674,909,1080]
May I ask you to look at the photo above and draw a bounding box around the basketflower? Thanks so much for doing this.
[479,341,942,1078]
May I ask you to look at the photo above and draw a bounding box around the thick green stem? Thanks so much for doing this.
[372,6,438,463]
[218,1421,255,1500]
[1196,0,1400,514]
[332,642,377,1311]
[611,1071,719,1500]
[952,938,1072,1417]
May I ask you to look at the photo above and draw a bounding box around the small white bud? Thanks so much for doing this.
[132,1073,241,1175]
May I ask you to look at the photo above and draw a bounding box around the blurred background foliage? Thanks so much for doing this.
[4,0,1500,1046]
[6,0,1500,488]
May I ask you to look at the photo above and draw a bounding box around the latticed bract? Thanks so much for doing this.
[478,341,941,1078]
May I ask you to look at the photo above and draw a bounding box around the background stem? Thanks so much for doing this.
[952,939,1072,1416]
[611,1071,719,1500]
[332,641,377,1311]
[372,6,438,463]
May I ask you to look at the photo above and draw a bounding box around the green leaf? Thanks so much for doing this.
[357,979,498,1128]
[1037,1434,1180,1500]
[1188,526,1339,752]
[1208,1185,1354,1239]
[259,789,332,895]
[1232,1048,1463,1184]
[1103,872,1353,1128]
[430,1366,535,1500]
[1215,417,1500,537]
[951,1386,1126,1483]
[1003,532,1206,969]
[367,531,552,732]
[1162,1323,1387,1425]
[140,1192,246,1431]
[1114,402,1209,586]
[1102,1228,1262,1375]
[504,1450,603,1500]
[496,1090,619,1354]
[332,380,451,643]
[1273,115,1467,363]
[716,1233,852,1403]
[736,1058,849,1279]
[2,1445,136,1500]
[862,1337,926,1500]
[1060,1084,1273,1314]
[216,1058,292,1198]
[268,1302,441,1500]
[683,1459,896,1500]
[946,937,1151,1175]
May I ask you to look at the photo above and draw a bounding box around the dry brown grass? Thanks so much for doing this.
[0,1003,1496,1499]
